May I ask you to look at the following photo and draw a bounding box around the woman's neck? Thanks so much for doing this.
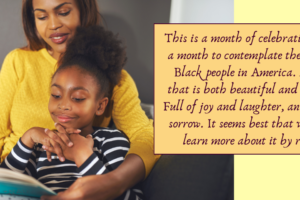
[48,49,60,60]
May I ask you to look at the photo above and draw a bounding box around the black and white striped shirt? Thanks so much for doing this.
[1,127,143,200]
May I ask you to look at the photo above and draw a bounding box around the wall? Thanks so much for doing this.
[170,0,233,23]
[0,1,26,65]
[98,1,171,103]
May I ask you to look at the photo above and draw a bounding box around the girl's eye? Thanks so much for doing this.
[73,98,85,102]
[51,94,60,99]
[59,10,71,16]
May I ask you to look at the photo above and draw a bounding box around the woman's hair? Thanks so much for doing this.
[56,25,126,98]
[22,0,101,51]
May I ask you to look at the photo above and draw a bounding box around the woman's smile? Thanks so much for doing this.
[49,33,69,44]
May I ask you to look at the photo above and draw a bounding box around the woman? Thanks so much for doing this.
[0,0,158,199]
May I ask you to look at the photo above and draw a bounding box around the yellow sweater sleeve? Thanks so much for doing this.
[0,48,56,162]
[111,70,160,178]
[0,50,20,157]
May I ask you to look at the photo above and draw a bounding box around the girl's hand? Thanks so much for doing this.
[21,127,65,162]
[43,123,81,161]
[22,127,68,162]
[59,133,94,165]
[21,127,49,149]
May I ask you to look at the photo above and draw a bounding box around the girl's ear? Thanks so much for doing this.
[96,97,109,116]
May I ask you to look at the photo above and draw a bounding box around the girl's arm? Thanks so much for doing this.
[76,129,130,176]
[0,138,37,178]
[1,127,55,178]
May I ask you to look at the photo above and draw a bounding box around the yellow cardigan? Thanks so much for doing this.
[0,48,158,177]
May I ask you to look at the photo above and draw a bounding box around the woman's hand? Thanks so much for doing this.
[41,154,145,200]
[42,170,123,200]
[43,123,81,162]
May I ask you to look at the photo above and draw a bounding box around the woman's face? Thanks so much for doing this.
[32,0,80,59]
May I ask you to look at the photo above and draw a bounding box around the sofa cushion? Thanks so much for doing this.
[142,155,233,200]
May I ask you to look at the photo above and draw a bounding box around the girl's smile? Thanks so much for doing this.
[53,114,77,123]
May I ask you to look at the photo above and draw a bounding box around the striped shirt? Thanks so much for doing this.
[0,127,143,200]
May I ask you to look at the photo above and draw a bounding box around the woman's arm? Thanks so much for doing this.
[111,70,159,178]
[42,129,144,200]
[41,153,144,200]
[0,50,20,162]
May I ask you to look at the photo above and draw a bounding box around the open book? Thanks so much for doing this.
[0,168,56,198]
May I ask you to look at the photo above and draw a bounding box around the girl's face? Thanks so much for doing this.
[48,66,108,136]
[32,0,80,59]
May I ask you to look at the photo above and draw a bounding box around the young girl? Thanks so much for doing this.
[1,25,143,200]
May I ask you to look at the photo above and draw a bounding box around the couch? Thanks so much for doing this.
[140,103,234,200]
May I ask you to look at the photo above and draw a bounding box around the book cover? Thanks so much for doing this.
[0,168,56,198]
